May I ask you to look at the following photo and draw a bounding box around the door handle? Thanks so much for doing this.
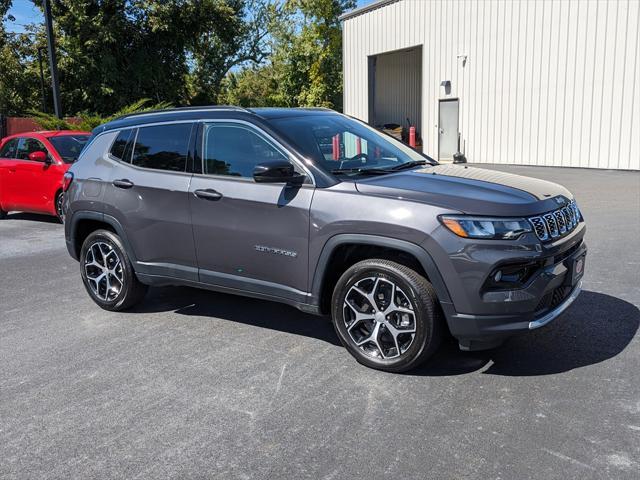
[194,189,223,201]
[113,179,134,189]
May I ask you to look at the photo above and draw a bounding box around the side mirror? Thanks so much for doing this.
[253,161,305,185]
[29,151,49,164]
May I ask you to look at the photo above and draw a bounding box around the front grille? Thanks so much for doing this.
[528,200,582,242]
[530,217,548,241]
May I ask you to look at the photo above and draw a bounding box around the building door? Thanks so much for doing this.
[438,98,459,161]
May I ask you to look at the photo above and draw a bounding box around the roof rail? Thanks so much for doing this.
[115,105,252,121]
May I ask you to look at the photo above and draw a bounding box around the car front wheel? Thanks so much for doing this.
[331,259,443,373]
[80,229,148,311]
[55,191,65,222]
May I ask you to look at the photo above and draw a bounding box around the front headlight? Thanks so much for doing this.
[439,215,533,240]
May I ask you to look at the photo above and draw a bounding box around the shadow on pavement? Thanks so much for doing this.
[132,288,638,377]
[412,290,639,377]
[3,212,61,224]
[132,286,341,347]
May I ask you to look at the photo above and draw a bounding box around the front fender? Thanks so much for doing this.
[309,234,453,307]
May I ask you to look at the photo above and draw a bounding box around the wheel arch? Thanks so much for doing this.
[68,211,137,264]
[311,234,452,315]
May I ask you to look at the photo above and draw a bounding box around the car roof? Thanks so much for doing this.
[1,130,90,142]
[92,106,338,135]
[40,130,91,137]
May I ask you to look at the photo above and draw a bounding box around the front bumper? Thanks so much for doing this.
[444,280,582,350]
[434,226,587,350]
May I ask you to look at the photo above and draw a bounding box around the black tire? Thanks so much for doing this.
[55,191,64,223]
[79,229,148,311]
[0,208,6,219]
[331,259,443,373]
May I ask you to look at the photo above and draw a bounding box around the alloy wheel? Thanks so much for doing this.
[56,193,65,220]
[343,276,417,359]
[84,241,124,301]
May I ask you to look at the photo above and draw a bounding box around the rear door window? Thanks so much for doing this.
[131,123,192,172]
[0,138,19,158]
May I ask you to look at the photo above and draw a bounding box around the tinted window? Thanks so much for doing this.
[131,124,191,172]
[48,135,90,163]
[0,138,19,158]
[110,130,132,161]
[16,138,49,161]
[202,123,288,178]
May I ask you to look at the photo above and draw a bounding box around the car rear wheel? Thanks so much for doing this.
[80,229,148,311]
[331,259,443,373]
[0,208,6,219]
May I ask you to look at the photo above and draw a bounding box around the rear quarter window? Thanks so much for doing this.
[109,130,132,161]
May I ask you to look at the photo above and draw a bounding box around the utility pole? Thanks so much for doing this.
[37,47,47,113]
[43,0,62,119]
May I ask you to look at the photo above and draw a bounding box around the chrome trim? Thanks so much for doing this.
[529,281,582,329]
[554,210,567,234]
[528,216,549,241]
[528,200,582,242]
[543,213,559,238]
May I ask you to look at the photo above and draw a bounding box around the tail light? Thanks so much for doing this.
[62,172,74,192]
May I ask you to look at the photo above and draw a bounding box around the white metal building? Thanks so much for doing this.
[341,0,640,170]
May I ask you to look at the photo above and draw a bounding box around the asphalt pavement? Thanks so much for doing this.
[0,165,639,479]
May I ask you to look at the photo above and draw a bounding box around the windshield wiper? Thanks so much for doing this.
[331,167,392,176]
[388,160,430,171]
[332,160,431,176]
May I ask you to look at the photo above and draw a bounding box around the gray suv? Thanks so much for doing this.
[64,106,587,372]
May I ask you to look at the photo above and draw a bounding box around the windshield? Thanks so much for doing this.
[267,114,435,176]
[48,135,90,163]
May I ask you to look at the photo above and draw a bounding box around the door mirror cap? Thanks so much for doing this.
[29,151,49,164]
[253,161,305,185]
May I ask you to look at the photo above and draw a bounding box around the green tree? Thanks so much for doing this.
[219,65,280,107]
[29,97,172,130]
[276,0,354,110]
[220,0,354,111]
[1,0,354,117]
[1,2,42,115]
[1,0,272,116]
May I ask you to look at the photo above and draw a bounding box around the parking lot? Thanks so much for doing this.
[1,165,638,479]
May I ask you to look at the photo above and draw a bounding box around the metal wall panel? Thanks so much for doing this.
[342,0,640,170]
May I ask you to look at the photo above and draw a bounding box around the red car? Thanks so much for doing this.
[0,130,91,221]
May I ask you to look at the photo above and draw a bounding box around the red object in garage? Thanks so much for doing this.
[0,130,91,219]
[332,134,341,160]
[409,126,416,148]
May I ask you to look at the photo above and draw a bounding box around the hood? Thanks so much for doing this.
[354,164,573,216]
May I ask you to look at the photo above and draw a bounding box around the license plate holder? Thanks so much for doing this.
[568,254,586,286]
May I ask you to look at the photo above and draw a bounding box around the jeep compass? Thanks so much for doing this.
[63,107,586,372]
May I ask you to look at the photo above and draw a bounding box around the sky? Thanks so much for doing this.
[6,0,374,33]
